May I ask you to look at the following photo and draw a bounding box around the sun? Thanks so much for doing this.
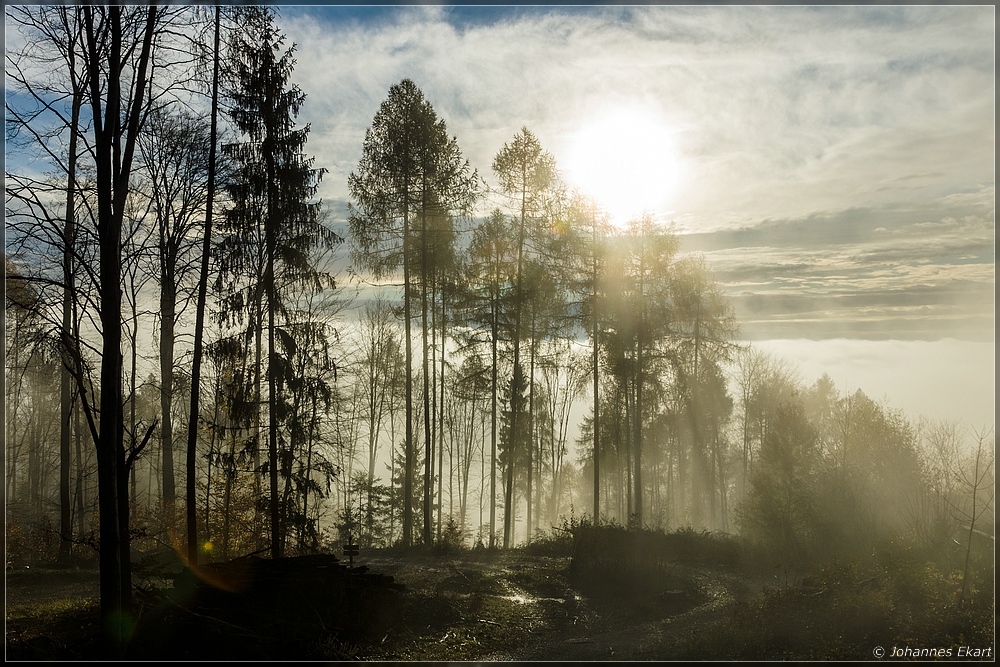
[562,106,685,226]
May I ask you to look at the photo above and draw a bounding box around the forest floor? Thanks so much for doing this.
[359,549,753,661]
[4,549,760,661]
[6,545,995,661]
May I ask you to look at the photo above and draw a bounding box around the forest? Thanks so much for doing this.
[4,5,994,661]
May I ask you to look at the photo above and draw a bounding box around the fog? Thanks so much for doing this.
[752,337,995,432]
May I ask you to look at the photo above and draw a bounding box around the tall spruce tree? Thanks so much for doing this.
[218,7,332,558]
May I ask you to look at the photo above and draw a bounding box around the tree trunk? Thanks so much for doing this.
[505,189,527,548]
[160,279,176,511]
[59,53,82,562]
[266,158,280,559]
[592,212,601,526]
[421,205,432,545]
[490,290,498,548]
[185,4,221,566]
[402,200,414,547]
[437,292,446,541]
[84,5,157,652]
[526,318,535,543]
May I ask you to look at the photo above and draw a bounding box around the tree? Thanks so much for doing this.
[450,353,491,532]
[184,4,223,565]
[738,400,821,560]
[602,214,679,526]
[81,4,159,651]
[492,127,558,547]
[349,78,477,545]
[275,286,342,555]
[353,296,405,540]
[218,7,333,558]
[138,107,212,517]
[538,340,586,527]
[458,209,518,546]
[955,427,994,604]
[732,346,799,506]
[561,193,612,525]
[669,254,738,528]
[7,8,214,639]
[5,5,90,563]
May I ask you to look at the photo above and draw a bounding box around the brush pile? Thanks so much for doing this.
[129,553,404,660]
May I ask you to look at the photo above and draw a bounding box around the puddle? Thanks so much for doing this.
[497,593,568,605]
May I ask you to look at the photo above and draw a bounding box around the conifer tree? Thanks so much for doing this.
[492,128,557,547]
[349,79,477,545]
[217,7,333,558]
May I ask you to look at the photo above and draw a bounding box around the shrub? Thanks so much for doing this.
[432,517,467,556]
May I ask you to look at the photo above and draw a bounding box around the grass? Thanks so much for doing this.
[6,599,103,660]
[7,594,97,621]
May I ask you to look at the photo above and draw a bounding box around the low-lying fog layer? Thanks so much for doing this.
[752,337,994,430]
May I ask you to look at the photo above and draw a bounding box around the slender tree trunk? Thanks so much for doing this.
[366,339,378,541]
[253,304,263,534]
[505,186,527,548]
[624,385,632,521]
[266,180,280,558]
[437,292,446,541]
[222,426,236,560]
[59,58,82,562]
[634,340,643,525]
[160,279,176,511]
[526,321,535,543]
[204,368,221,546]
[402,202,414,547]
[261,69,284,558]
[633,237,645,527]
[128,296,138,523]
[74,402,85,539]
[489,290,498,548]
[689,309,702,527]
[421,207,432,545]
[185,4,221,566]
[592,212,600,526]
[84,5,156,651]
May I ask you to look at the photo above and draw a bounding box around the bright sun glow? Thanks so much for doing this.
[562,106,684,226]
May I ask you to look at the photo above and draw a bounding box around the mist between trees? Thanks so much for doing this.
[4,5,994,655]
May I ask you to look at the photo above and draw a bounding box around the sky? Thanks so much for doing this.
[3,5,992,431]
[270,4,994,431]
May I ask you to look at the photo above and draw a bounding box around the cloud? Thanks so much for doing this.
[271,5,993,344]
[277,5,992,213]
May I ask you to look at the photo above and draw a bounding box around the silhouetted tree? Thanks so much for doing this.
[218,7,332,558]
[349,78,477,545]
[81,4,158,652]
[458,209,518,546]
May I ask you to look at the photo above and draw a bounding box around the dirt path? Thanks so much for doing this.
[359,551,748,661]
[482,564,747,660]
[6,566,100,614]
